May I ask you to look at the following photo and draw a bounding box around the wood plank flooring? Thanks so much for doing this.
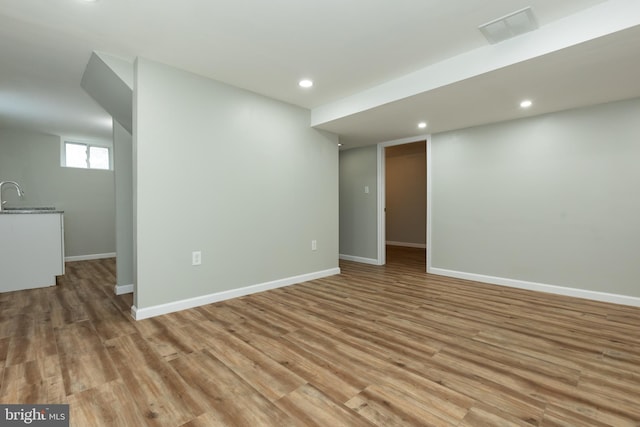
[1,246,639,426]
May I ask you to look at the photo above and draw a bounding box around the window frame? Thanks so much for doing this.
[60,138,113,171]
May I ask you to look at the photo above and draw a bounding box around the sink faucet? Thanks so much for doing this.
[0,181,25,211]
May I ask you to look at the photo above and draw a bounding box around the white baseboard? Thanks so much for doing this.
[339,254,381,266]
[131,267,341,320]
[65,252,116,262]
[114,284,134,295]
[386,241,427,249]
[428,266,640,308]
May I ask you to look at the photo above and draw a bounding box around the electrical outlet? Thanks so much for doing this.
[311,240,317,251]
[192,251,202,265]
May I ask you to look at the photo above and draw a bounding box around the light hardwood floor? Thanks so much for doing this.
[1,246,639,426]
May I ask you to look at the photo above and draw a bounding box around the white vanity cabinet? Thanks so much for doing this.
[0,211,64,292]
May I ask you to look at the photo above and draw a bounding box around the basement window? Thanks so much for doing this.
[61,140,112,170]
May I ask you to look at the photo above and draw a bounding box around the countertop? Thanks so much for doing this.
[0,207,64,214]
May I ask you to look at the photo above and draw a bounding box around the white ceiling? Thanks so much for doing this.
[1,0,639,148]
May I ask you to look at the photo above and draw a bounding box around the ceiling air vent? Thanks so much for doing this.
[479,7,539,44]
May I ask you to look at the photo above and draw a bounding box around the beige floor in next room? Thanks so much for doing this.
[0,246,639,426]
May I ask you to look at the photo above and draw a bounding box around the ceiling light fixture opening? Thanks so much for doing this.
[418,122,427,129]
[299,79,313,88]
[520,99,533,108]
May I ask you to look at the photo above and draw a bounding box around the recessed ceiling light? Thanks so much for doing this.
[520,100,533,108]
[299,79,313,88]
[418,122,427,129]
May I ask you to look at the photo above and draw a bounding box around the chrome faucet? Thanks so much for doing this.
[0,181,25,211]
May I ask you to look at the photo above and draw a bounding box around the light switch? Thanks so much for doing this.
[364,186,369,194]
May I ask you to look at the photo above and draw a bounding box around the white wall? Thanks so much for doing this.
[0,128,115,258]
[339,145,378,261]
[133,58,339,312]
[113,121,134,292]
[431,97,640,299]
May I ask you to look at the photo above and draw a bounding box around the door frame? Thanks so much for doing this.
[376,134,430,267]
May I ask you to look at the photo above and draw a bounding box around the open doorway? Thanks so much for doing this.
[376,136,428,270]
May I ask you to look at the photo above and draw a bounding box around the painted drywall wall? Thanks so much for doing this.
[339,145,378,260]
[385,141,426,246]
[0,128,115,257]
[81,52,133,134]
[133,57,339,309]
[430,97,640,298]
[113,121,134,291]
[96,51,134,89]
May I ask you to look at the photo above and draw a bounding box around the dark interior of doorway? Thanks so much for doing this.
[384,140,427,270]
